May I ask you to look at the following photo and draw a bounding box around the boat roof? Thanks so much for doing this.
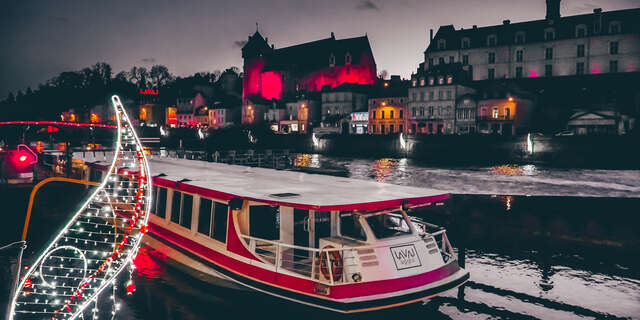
[76,154,449,211]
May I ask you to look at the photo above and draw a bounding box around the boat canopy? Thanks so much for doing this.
[78,155,450,211]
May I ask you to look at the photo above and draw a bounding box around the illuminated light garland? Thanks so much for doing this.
[9,95,152,320]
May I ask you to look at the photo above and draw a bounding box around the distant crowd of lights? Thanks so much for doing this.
[0,121,117,129]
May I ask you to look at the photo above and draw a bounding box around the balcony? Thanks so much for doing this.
[477,115,514,121]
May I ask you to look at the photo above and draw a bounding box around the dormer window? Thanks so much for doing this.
[461,37,471,49]
[575,24,587,37]
[487,34,497,46]
[428,77,434,85]
[345,52,352,65]
[437,39,446,50]
[515,31,526,44]
[544,27,555,41]
[609,21,621,34]
[447,76,453,84]
[329,53,336,67]
[412,79,417,87]
[419,78,425,86]
[438,76,444,85]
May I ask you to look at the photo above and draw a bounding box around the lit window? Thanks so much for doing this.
[428,77,434,85]
[420,78,425,86]
[492,108,499,119]
[438,77,444,85]
[447,76,453,84]
[412,79,417,87]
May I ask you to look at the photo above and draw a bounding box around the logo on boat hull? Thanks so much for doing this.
[390,244,422,270]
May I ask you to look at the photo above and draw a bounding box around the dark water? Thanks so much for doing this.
[2,158,639,320]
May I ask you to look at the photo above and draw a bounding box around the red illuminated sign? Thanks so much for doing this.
[140,89,159,95]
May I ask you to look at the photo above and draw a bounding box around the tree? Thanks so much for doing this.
[149,65,174,88]
[6,92,15,104]
[128,66,150,88]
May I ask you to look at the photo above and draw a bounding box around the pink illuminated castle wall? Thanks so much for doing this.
[241,31,377,103]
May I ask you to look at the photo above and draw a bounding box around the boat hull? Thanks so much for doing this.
[143,231,469,313]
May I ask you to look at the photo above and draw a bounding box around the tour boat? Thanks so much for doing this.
[75,154,469,313]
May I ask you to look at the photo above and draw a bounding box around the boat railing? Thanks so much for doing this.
[239,229,455,286]
[410,218,457,263]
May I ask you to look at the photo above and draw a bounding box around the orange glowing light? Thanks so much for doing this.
[90,113,99,123]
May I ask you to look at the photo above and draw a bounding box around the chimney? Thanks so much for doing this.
[503,19,511,25]
[429,29,433,42]
[472,25,477,29]
[330,32,335,39]
[593,8,602,14]
[546,0,561,20]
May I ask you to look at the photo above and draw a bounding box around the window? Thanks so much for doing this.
[516,50,523,62]
[428,77,435,85]
[462,55,469,65]
[488,68,495,80]
[345,52,352,65]
[449,56,454,63]
[487,35,497,46]
[412,92,417,101]
[610,41,619,55]
[545,64,553,77]
[577,44,585,57]
[545,47,553,60]
[461,38,470,49]
[544,28,555,40]
[390,110,395,119]
[437,39,446,50]
[390,124,395,132]
[329,53,335,67]
[213,202,228,243]
[446,90,452,100]
[438,57,445,65]
[516,66,523,78]
[609,21,621,34]
[438,77,444,85]
[515,32,525,44]
[399,124,403,132]
[594,22,601,34]
[249,205,279,240]
[428,58,433,67]
[399,110,404,119]
[610,60,618,73]
[420,92,425,101]
[492,107,499,119]
[365,212,411,239]
[429,91,434,100]
[576,62,585,75]
[381,110,385,119]
[170,191,181,223]
[438,91,443,99]
[180,194,193,229]
[412,79,417,87]
[412,107,416,117]
[447,76,453,84]
[420,107,425,116]
[198,198,212,235]
[420,78,425,86]
[381,125,385,134]
[488,52,495,64]
[372,110,376,119]
[340,212,366,241]
[576,25,587,37]
[156,187,167,218]
[428,106,434,116]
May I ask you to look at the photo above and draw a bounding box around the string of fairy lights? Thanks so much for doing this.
[10,95,152,320]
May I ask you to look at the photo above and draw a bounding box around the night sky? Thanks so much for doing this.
[1,0,638,97]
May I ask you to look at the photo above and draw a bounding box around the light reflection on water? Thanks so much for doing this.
[126,246,640,319]
[292,154,640,198]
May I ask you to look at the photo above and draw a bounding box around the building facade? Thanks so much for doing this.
[455,94,477,134]
[409,64,474,134]
[368,77,410,134]
[241,30,377,124]
[475,82,535,135]
[424,1,639,81]
[321,83,369,121]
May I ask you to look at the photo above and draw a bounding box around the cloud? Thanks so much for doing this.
[233,40,248,48]
[140,57,156,64]
[355,0,379,11]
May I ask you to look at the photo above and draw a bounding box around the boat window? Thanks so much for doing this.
[340,212,367,241]
[365,212,412,239]
[213,202,228,243]
[250,205,280,240]
[156,187,167,218]
[170,191,181,223]
[151,186,157,214]
[181,194,193,229]
[198,198,213,236]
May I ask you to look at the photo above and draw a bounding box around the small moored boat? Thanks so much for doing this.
[76,155,469,313]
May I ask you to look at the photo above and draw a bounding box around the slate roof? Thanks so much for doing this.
[426,8,640,52]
